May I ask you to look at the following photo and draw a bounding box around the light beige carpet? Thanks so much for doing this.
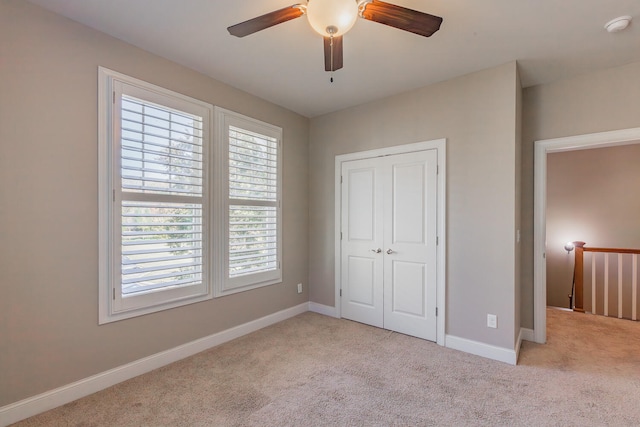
[13,309,640,426]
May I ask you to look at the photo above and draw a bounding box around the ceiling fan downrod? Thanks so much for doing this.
[327,25,337,82]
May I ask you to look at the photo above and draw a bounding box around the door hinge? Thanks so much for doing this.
[340,289,342,297]
[113,91,115,104]
[436,236,439,245]
[340,175,343,184]
[340,232,343,240]
[113,288,116,300]
[113,189,116,202]
[436,307,438,316]
[437,164,439,175]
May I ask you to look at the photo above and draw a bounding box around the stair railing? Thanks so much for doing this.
[572,241,640,320]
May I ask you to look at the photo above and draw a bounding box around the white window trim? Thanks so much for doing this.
[214,107,283,297]
[98,67,216,324]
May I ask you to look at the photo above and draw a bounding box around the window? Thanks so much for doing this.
[99,67,213,323]
[216,108,283,296]
[99,68,282,323]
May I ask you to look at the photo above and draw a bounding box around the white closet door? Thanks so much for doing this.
[340,158,384,328]
[340,149,438,341]
[382,150,438,341]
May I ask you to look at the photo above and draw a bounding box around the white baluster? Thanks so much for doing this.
[604,253,609,317]
[633,254,638,321]
[618,253,623,319]
[591,254,596,315]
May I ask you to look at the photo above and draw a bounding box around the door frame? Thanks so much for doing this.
[533,127,640,344]
[334,138,447,346]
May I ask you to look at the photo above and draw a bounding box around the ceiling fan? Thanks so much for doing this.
[227,0,443,75]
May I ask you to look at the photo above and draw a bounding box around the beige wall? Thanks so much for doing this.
[0,1,309,406]
[546,144,640,309]
[309,62,521,350]
[521,60,640,328]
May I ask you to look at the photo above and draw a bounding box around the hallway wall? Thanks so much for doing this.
[521,60,640,327]
[546,144,640,310]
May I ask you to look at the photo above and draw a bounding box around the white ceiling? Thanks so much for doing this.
[28,0,640,118]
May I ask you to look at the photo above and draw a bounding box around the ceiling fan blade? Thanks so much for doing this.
[360,0,443,37]
[324,36,344,72]
[228,5,305,38]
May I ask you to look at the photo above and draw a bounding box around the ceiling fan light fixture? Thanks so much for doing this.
[306,0,359,37]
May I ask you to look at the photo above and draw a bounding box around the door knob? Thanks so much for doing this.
[386,249,394,254]
[371,248,382,253]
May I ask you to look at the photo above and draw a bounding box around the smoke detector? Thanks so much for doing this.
[605,16,632,33]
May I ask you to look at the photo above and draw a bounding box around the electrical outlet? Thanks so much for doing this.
[487,314,497,328]
[297,283,303,294]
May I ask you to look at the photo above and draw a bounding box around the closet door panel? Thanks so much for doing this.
[383,150,438,341]
[340,159,384,328]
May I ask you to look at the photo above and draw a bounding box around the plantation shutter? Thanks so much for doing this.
[224,118,282,291]
[118,92,205,302]
[100,67,218,323]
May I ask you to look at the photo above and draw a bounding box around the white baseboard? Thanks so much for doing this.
[445,334,517,365]
[308,302,338,318]
[513,327,535,363]
[520,327,535,342]
[514,328,525,364]
[0,302,308,427]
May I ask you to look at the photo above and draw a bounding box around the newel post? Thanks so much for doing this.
[573,241,586,313]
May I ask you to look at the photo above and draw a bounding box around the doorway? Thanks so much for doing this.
[334,139,446,345]
[533,127,640,343]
